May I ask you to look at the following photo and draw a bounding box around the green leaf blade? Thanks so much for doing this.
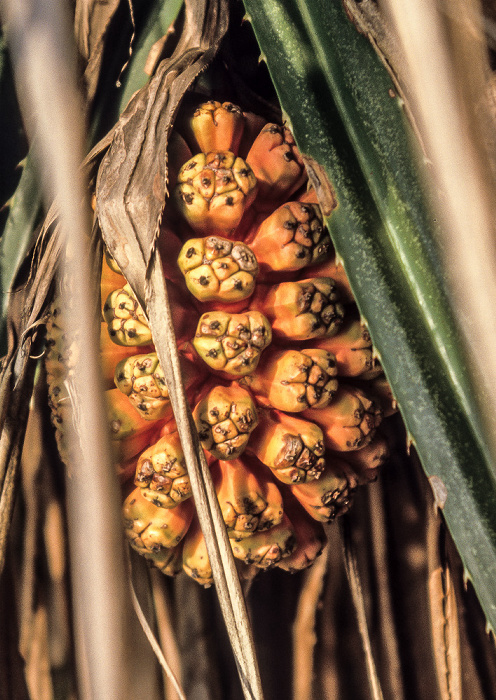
[243,0,496,629]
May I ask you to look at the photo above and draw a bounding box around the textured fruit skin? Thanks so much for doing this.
[105,388,163,463]
[250,277,345,341]
[123,487,194,552]
[114,352,172,421]
[241,347,338,412]
[247,409,326,484]
[173,151,258,235]
[114,353,202,421]
[193,383,259,460]
[213,457,284,540]
[311,317,381,378]
[290,458,358,522]
[303,385,383,451]
[185,100,246,155]
[229,513,296,568]
[193,309,272,377]
[246,124,307,209]
[135,432,192,508]
[46,99,395,590]
[277,494,327,572]
[177,236,258,302]
[103,284,152,347]
[248,201,331,277]
[182,515,214,588]
[100,323,153,389]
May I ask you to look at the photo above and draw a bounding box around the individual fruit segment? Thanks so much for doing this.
[184,100,246,155]
[114,353,202,421]
[250,278,345,341]
[241,347,338,412]
[135,432,192,508]
[103,284,152,346]
[303,385,383,451]
[100,323,153,389]
[105,388,163,463]
[290,459,358,522]
[192,310,272,376]
[277,494,327,572]
[123,487,194,552]
[182,516,214,588]
[248,409,326,484]
[193,383,259,459]
[114,352,173,421]
[357,374,398,417]
[311,317,381,378]
[177,236,258,302]
[141,545,183,577]
[230,514,296,568]
[173,151,257,235]
[214,457,284,539]
[248,202,331,275]
[340,431,390,484]
[246,124,307,209]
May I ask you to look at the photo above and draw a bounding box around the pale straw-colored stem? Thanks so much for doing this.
[0,0,137,697]
[381,0,496,460]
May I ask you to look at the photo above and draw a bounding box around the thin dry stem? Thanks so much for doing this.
[150,570,184,700]
[426,513,462,700]
[368,481,406,700]
[341,516,385,700]
[129,569,187,700]
[292,545,329,700]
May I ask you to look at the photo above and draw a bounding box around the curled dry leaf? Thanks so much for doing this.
[94,4,265,698]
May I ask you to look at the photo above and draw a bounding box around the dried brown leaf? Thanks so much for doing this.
[427,514,462,700]
[74,0,122,101]
[95,2,264,697]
